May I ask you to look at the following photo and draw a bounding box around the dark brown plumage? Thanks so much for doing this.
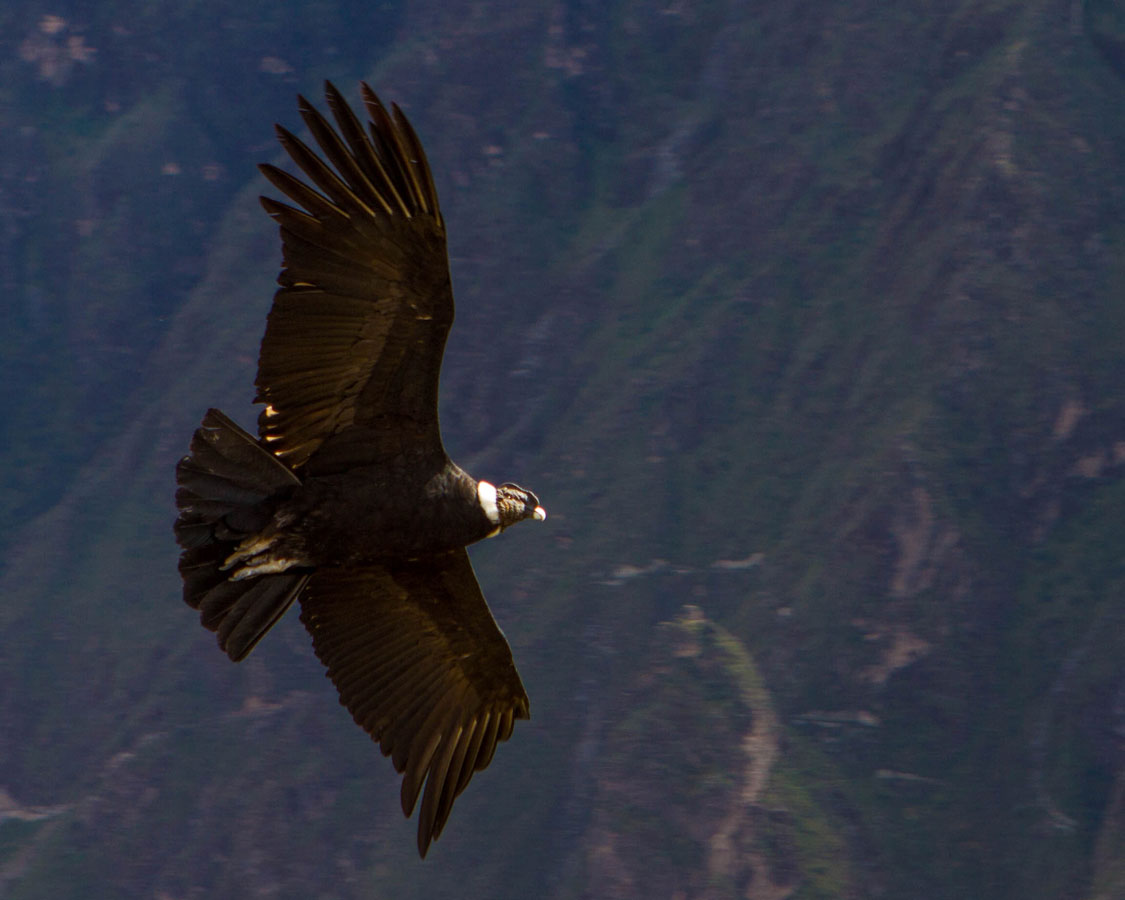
[174,82,545,857]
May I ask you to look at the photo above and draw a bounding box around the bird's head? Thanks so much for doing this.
[478,480,546,531]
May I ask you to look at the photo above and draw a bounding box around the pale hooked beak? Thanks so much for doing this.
[533,506,547,522]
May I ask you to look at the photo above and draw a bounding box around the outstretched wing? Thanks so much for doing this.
[256,81,452,471]
[298,550,530,857]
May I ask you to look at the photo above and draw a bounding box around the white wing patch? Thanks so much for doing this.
[477,480,500,525]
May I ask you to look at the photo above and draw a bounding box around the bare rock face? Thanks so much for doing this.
[575,606,841,900]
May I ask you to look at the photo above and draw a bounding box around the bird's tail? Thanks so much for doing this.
[174,408,309,661]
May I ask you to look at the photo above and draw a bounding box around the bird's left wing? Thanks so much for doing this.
[298,549,530,857]
[256,81,453,471]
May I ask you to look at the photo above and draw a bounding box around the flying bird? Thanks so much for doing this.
[173,82,546,857]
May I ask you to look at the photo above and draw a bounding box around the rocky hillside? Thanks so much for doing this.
[1,1,1123,897]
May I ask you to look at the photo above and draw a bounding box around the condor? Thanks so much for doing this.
[174,82,545,857]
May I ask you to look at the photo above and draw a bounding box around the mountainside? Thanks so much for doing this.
[1,1,1124,898]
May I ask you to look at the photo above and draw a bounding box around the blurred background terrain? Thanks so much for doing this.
[1,0,1124,897]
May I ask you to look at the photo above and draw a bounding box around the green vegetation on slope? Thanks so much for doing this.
[1,0,1123,897]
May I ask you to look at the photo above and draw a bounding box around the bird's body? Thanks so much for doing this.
[173,82,545,857]
[225,458,497,575]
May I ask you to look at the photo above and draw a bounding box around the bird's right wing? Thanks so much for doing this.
[256,81,453,472]
[298,549,530,857]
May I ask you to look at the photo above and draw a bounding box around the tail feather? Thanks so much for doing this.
[175,408,308,661]
[218,575,309,659]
